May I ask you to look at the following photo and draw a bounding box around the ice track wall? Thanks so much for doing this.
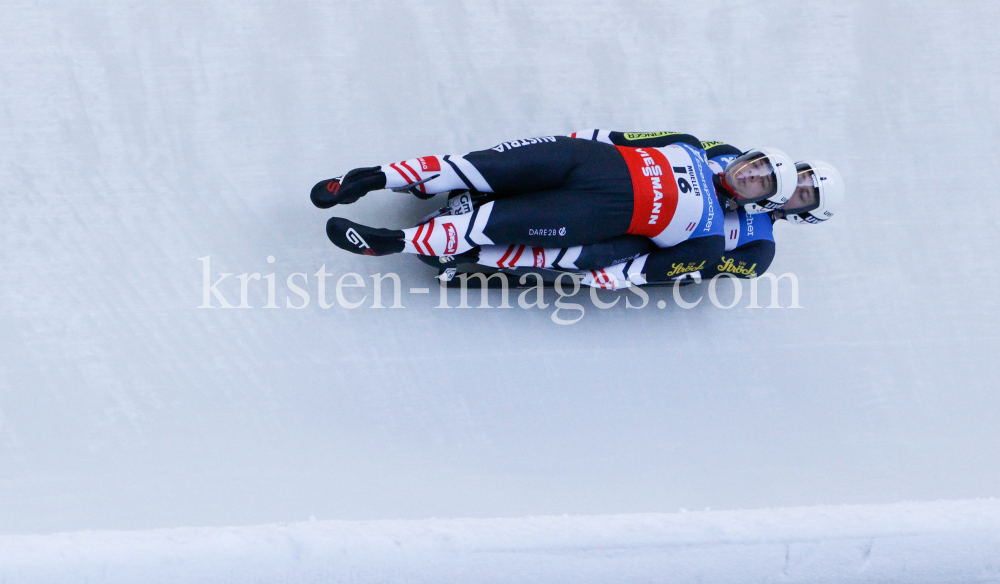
[3,500,1000,584]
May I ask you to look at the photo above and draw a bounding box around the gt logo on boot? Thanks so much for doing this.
[346,228,372,253]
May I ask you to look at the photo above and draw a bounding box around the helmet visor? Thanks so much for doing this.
[781,163,821,215]
[722,151,778,204]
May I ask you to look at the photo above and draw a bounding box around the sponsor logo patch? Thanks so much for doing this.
[666,260,707,277]
[634,148,667,226]
[418,156,441,172]
[491,136,557,152]
[345,227,376,256]
[623,131,680,141]
[444,222,458,255]
[449,192,474,215]
[532,247,545,267]
[717,256,758,277]
[528,228,565,237]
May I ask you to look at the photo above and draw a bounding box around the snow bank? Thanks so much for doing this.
[3,499,998,584]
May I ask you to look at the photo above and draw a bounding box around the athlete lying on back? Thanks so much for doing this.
[310,130,842,287]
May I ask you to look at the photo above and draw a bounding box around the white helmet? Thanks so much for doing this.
[719,147,797,214]
[781,160,845,224]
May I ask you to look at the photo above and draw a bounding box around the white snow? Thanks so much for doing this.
[3,499,1000,584]
[2,0,1000,580]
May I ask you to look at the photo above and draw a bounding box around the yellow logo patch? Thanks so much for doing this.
[623,131,681,141]
[716,256,758,277]
[666,260,707,277]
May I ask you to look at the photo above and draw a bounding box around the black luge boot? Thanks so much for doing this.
[311,167,387,208]
[326,217,404,256]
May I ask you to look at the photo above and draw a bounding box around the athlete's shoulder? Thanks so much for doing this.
[701,141,742,159]
[702,141,743,174]
[568,129,702,149]
[609,131,702,149]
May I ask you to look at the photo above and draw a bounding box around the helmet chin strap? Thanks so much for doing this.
[713,173,742,211]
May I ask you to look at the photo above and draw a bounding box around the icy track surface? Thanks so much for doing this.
[2,0,1000,578]
[3,500,999,584]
